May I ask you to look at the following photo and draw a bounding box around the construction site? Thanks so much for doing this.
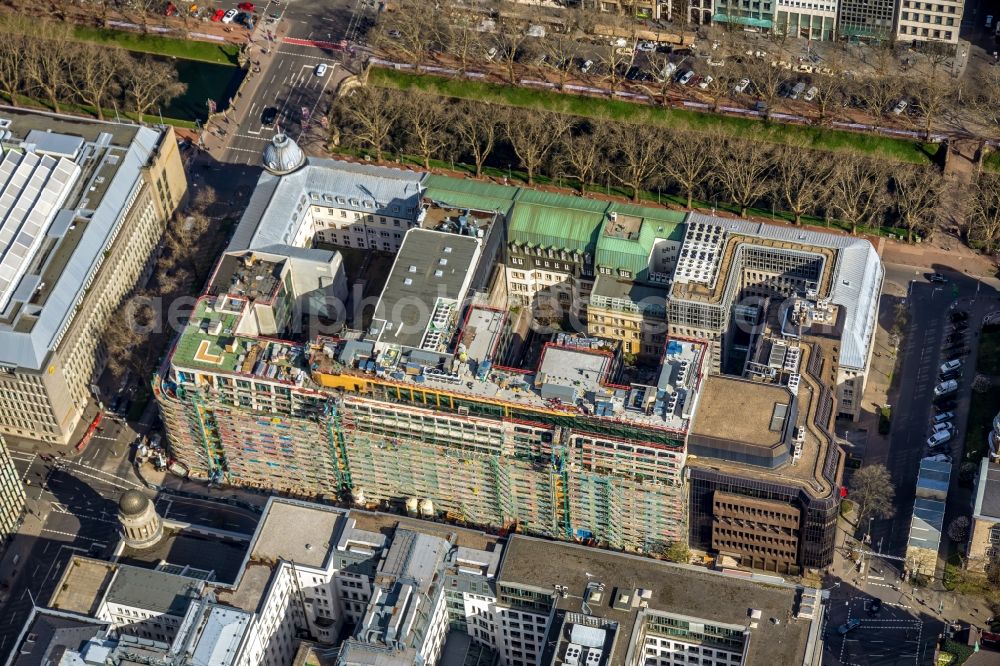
[155,153,880,568]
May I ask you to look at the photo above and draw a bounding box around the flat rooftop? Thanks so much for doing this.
[312,337,705,437]
[118,529,250,586]
[690,376,791,447]
[347,509,501,552]
[670,213,882,372]
[104,566,204,616]
[458,306,505,365]
[249,498,346,569]
[8,609,109,666]
[687,343,836,497]
[974,460,1000,521]
[371,228,480,352]
[0,107,166,369]
[499,535,812,666]
[48,557,116,615]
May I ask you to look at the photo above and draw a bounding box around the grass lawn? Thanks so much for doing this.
[965,387,1000,464]
[72,25,240,65]
[1,93,198,128]
[369,68,940,165]
[986,150,1000,173]
[977,326,1000,375]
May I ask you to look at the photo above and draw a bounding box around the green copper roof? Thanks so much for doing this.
[422,175,519,215]
[420,174,688,257]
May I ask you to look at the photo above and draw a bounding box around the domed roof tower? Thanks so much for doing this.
[262,133,305,175]
[117,490,163,549]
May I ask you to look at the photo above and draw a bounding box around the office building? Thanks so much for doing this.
[156,152,879,571]
[684,372,843,573]
[157,156,704,554]
[0,107,186,445]
[837,0,896,41]
[0,435,25,549]
[968,459,1000,571]
[711,0,775,33]
[775,0,838,39]
[668,213,882,421]
[895,0,963,46]
[12,497,825,666]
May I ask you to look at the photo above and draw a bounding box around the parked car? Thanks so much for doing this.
[928,272,948,283]
[659,62,678,79]
[933,411,955,424]
[838,619,862,635]
[934,379,959,396]
[609,36,628,47]
[165,2,177,15]
[222,8,238,22]
[932,421,954,433]
[698,75,714,90]
[237,1,254,9]
[892,99,908,115]
[869,598,883,614]
[734,78,751,93]
[941,359,963,374]
[580,59,594,74]
[803,85,819,102]
[637,40,656,52]
[315,63,328,76]
[940,370,962,382]
[486,47,498,60]
[678,70,695,85]
[789,81,806,100]
[211,9,225,21]
[260,106,278,126]
[927,429,953,448]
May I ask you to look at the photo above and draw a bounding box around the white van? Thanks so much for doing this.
[940,359,963,374]
[927,430,952,448]
[803,85,819,101]
[934,379,958,396]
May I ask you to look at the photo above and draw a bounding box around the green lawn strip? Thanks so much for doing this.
[965,387,1000,464]
[977,326,1000,375]
[986,150,1000,173]
[1,93,198,129]
[369,67,938,165]
[71,25,240,65]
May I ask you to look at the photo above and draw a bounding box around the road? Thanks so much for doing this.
[0,441,260,661]
[822,590,937,666]
[863,267,999,563]
[214,0,361,165]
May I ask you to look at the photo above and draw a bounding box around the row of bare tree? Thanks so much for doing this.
[0,16,186,120]
[103,188,216,383]
[373,0,1000,141]
[333,86,947,239]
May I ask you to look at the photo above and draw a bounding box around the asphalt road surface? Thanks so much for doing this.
[0,444,259,660]
[823,594,936,666]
